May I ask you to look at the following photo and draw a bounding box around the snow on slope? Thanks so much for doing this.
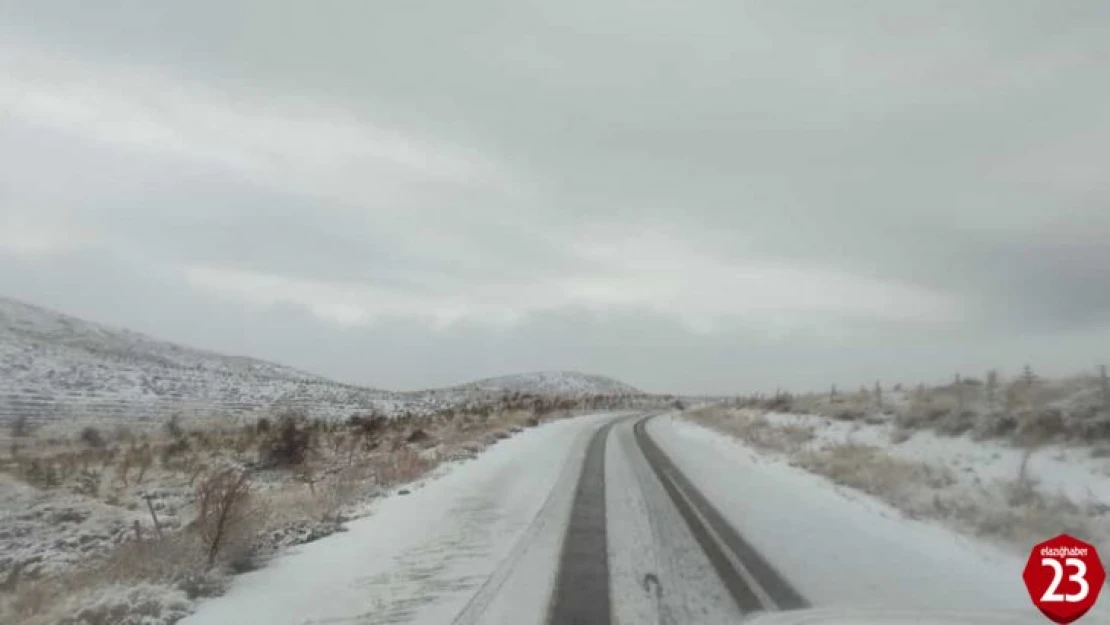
[451,371,641,396]
[0,297,643,429]
[0,297,420,425]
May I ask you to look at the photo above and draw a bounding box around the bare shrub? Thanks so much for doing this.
[935,409,977,437]
[832,409,865,422]
[782,393,823,416]
[973,481,1093,543]
[21,458,60,488]
[113,424,134,444]
[160,439,190,470]
[194,469,254,568]
[317,468,360,522]
[985,370,999,412]
[347,413,388,440]
[79,427,106,449]
[258,416,312,468]
[1073,405,1110,442]
[1016,408,1065,443]
[134,448,153,484]
[56,583,193,625]
[74,470,100,497]
[4,534,211,625]
[764,394,792,412]
[10,414,33,439]
[373,449,433,487]
[406,428,431,445]
[796,443,955,501]
[971,411,1018,441]
[164,415,185,440]
[688,407,814,455]
[889,428,913,444]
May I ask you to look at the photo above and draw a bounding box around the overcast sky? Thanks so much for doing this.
[1,1,1108,394]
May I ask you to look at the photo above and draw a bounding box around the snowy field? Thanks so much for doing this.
[173,411,1109,624]
[657,412,1110,622]
[683,405,1110,552]
[4,361,1105,625]
[776,409,1110,506]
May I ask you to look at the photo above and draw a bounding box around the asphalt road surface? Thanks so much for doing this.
[545,413,807,624]
[186,412,1054,625]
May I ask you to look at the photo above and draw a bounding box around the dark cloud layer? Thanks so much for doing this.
[1,1,1108,392]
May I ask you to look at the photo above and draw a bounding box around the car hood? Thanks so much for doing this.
[742,608,1053,625]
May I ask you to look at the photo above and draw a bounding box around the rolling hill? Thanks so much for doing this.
[0,296,642,429]
[452,371,641,396]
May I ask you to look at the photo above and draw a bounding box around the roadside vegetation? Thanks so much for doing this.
[0,392,661,625]
[685,365,1110,552]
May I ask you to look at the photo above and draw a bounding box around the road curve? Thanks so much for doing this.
[182,411,805,625]
[547,419,619,624]
[632,415,809,614]
[548,413,807,623]
[183,410,1050,625]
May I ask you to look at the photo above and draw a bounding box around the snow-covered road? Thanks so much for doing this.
[183,412,1102,624]
[184,412,618,625]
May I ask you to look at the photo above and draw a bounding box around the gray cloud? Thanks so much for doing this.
[1,1,1108,393]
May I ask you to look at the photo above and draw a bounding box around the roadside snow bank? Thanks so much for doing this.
[648,414,1110,622]
[685,407,1110,550]
[760,408,1110,505]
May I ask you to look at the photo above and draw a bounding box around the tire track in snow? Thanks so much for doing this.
[608,416,742,624]
[448,420,601,625]
[633,415,809,616]
[547,419,620,624]
[314,418,613,625]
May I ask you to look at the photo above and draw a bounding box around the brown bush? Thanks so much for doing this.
[347,414,388,438]
[258,417,311,468]
[689,407,815,455]
[194,469,254,567]
[373,449,433,487]
[797,443,955,499]
[79,427,106,449]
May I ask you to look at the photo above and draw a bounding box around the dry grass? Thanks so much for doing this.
[4,533,211,625]
[723,367,1110,445]
[795,442,955,499]
[686,404,1103,551]
[369,448,435,488]
[0,410,531,624]
[194,469,255,568]
[688,407,956,506]
[2,391,665,624]
[688,406,815,454]
[0,397,652,624]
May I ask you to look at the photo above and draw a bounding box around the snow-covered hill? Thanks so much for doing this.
[451,371,641,396]
[0,297,642,429]
[0,297,424,425]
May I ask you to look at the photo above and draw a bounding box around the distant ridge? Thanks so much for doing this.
[452,371,642,395]
[0,297,643,427]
